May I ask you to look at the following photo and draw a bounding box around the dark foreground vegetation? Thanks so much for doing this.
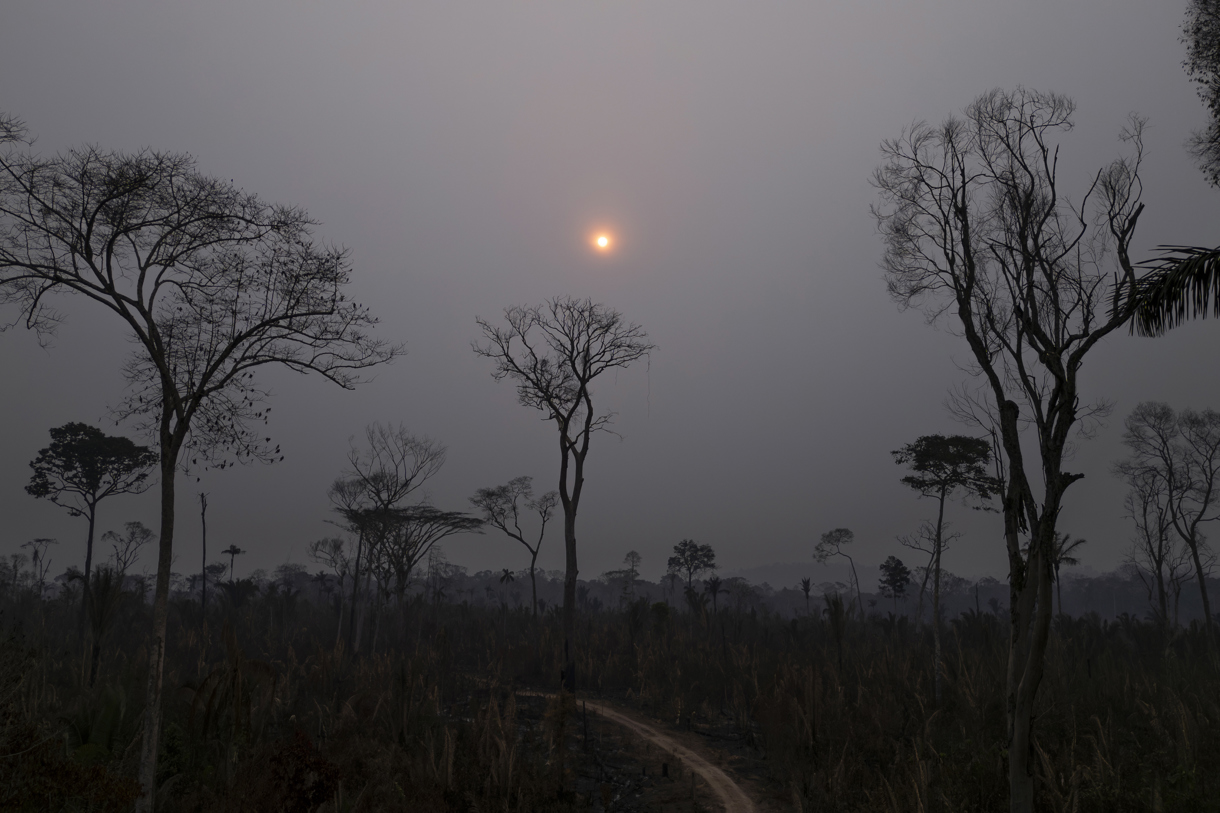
[2,564,1219,813]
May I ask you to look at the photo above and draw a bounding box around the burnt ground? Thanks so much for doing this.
[513,691,790,813]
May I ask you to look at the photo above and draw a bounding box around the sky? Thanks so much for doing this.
[2,1,1219,588]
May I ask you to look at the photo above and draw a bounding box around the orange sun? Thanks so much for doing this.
[590,232,614,252]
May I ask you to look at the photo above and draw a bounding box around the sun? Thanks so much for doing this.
[590,231,614,253]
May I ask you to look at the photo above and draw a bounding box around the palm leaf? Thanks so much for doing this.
[1120,245,1220,336]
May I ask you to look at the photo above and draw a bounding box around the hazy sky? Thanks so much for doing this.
[2,1,1218,588]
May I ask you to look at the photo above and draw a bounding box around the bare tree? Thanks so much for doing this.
[1118,465,1192,629]
[1117,402,1220,634]
[470,476,558,614]
[329,425,446,652]
[374,505,482,608]
[872,88,1147,811]
[0,121,400,811]
[814,529,861,617]
[308,536,354,648]
[474,296,653,692]
[103,521,155,579]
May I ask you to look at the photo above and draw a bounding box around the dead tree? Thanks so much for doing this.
[872,88,1146,812]
[474,297,653,691]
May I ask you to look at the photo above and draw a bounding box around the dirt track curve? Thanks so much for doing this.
[519,691,759,813]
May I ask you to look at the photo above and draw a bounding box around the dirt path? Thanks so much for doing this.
[518,691,760,813]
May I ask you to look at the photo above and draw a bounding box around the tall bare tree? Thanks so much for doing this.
[470,476,557,614]
[0,119,399,811]
[474,297,653,691]
[1117,402,1220,635]
[872,88,1147,812]
[1117,464,1191,630]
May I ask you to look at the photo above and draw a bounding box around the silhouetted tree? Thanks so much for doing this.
[878,556,912,614]
[474,297,653,692]
[470,476,557,614]
[1051,533,1086,617]
[893,434,1000,703]
[26,422,157,628]
[667,539,716,590]
[799,577,812,615]
[103,521,155,578]
[0,120,400,811]
[330,425,446,652]
[221,545,245,582]
[705,575,724,614]
[623,550,643,596]
[1116,402,1220,637]
[873,87,1147,811]
[1117,465,1190,629]
[22,537,56,597]
[814,529,861,616]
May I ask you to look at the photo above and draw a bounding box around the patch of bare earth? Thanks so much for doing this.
[518,691,781,813]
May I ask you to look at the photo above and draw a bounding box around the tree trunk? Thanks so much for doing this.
[529,550,539,616]
[200,494,208,616]
[933,485,947,705]
[348,530,364,654]
[135,443,179,813]
[80,505,97,636]
[561,508,577,691]
[1007,526,1054,813]
[1186,541,1214,635]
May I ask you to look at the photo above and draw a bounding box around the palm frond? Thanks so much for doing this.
[1121,245,1220,336]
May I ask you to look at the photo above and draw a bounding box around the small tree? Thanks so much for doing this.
[103,521,155,578]
[667,539,716,590]
[27,422,157,627]
[474,297,653,691]
[705,574,724,614]
[470,476,558,614]
[878,556,912,614]
[1051,533,1086,617]
[623,550,643,596]
[799,577,812,615]
[893,434,1000,703]
[22,538,56,598]
[221,545,245,582]
[814,529,861,617]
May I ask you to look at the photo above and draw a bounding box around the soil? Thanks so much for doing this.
[514,691,784,813]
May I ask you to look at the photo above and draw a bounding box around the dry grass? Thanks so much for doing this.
[1,576,1218,811]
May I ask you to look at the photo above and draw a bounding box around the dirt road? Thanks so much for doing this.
[518,691,760,813]
[582,698,759,813]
